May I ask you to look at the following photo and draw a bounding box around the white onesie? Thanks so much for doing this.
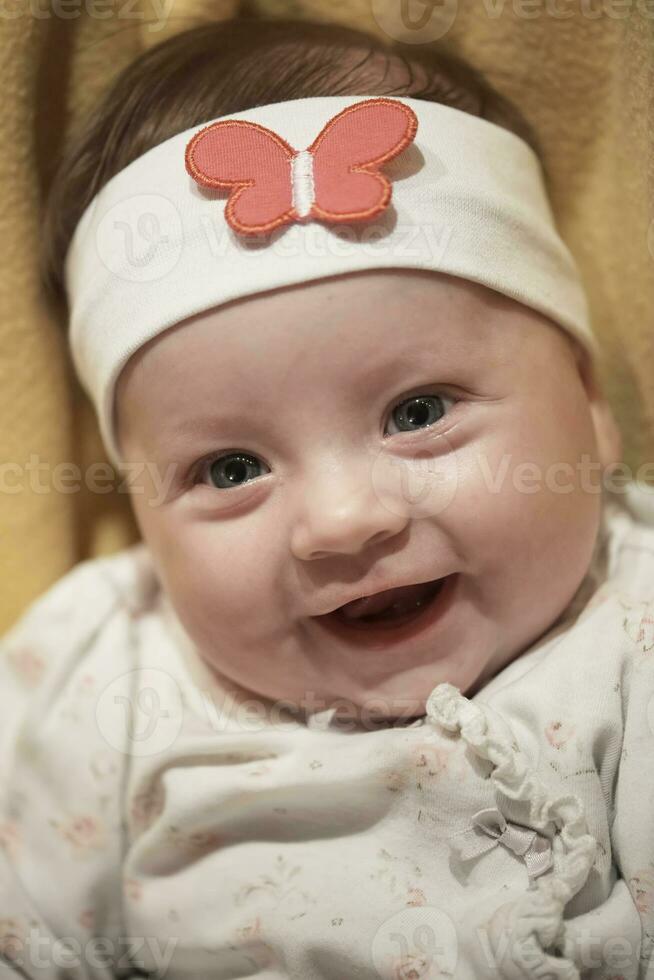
[1,484,653,980]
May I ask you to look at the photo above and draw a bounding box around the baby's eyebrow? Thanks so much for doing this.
[153,351,451,448]
[354,353,431,391]
[158,411,261,444]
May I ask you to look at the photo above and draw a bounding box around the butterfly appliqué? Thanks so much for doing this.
[184,98,418,236]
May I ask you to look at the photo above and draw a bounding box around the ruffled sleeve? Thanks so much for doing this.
[426,683,598,980]
[426,562,654,980]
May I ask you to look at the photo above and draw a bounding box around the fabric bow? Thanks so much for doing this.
[454,807,553,881]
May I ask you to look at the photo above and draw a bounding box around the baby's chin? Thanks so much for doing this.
[261,673,476,732]
[197,656,435,731]
[192,630,503,731]
[276,632,542,729]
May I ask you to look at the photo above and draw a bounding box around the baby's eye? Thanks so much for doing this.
[194,392,455,491]
[385,393,454,437]
[198,452,269,490]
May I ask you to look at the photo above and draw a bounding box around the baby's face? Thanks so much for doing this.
[116,270,619,723]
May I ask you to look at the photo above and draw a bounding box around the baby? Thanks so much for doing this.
[2,15,654,980]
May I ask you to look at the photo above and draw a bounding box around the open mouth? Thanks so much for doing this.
[332,577,446,628]
[314,574,456,647]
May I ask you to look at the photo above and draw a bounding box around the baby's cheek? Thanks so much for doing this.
[464,418,600,532]
[172,544,242,612]
[444,436,553,541]
[449,437,599,621]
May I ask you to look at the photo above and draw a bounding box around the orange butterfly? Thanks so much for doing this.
[184,97,418,236]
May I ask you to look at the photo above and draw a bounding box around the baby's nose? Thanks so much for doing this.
[290,458,409,560]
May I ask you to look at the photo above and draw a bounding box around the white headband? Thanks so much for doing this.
[64,95,594,468]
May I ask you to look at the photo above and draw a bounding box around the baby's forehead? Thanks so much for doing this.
[113,288,583,469]
[122,270,538,368]
[115,270,574,429]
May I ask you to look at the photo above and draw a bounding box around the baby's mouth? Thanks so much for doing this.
[326,577,446,630]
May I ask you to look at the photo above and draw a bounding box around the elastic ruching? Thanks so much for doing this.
[426,683,598,980]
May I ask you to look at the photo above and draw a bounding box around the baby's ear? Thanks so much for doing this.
[575,344,623,472]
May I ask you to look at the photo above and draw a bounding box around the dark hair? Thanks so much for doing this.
[40,15,540,305]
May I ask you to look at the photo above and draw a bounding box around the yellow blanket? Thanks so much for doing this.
[2,0,652,632]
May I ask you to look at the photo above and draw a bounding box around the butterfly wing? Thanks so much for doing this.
[309,98,418,223]
[185,120,296,235]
